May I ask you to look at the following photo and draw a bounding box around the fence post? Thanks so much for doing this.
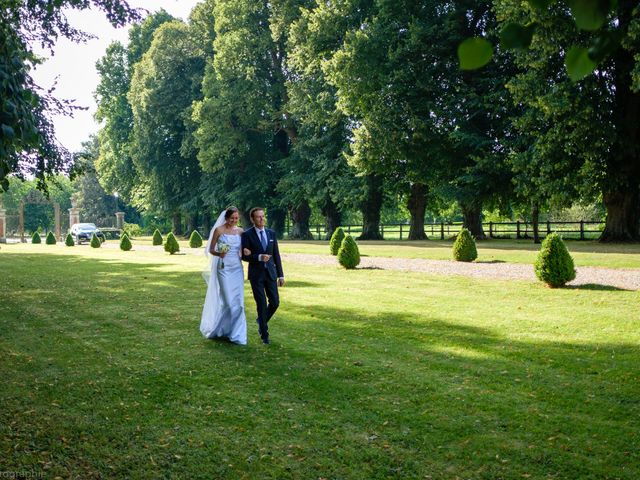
[381,224,384,237]
[400,224,403,240]
[440,222,444,240]
[489,221,493,238]
[580,220,584,240]
[546,220,551,235]
[347,225,351,234]
[516,221,520,239]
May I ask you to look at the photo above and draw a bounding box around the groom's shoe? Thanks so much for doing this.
[262,337,271,345]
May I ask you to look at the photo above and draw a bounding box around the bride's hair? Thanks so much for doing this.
[224,206,239,219]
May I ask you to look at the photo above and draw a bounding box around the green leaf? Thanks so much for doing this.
[587,30,622,63]
[457,38,493,70]
[1,124,15,139]
[565,46,597,81]
[527,0,554,9]
[567,0,611,31]
[500,23,536,50]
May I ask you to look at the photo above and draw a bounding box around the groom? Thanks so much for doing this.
[241,207,284,345]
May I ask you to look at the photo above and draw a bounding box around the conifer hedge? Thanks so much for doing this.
[164,232,180,254]
[90,233,101,248]
[189,230,203,248]
[120,233,132,251]
[452,228,478,262]
[31,232,41,244]
[329,227,345,256]
[534,233,576,288]
[337,235,360,269]
[65,233,74,246]
[45,231,56,245]
[152,229,163,246]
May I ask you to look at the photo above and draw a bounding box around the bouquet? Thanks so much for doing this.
[217,241,230,269]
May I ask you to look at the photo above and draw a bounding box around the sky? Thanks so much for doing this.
[31,0,202,153]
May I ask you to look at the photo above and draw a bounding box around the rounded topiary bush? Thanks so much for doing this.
[120,233,132,251]
[452,228,478,262]
[152,229,163,246]
[45,231,56,245]
[189,230,203,248]
[31,231,41,244]
[164,232,180,255]
[337,234,360,269]
[65,233,75,247]
[329,227,345,256]
[90,233,101,248]
[534,233,576,288]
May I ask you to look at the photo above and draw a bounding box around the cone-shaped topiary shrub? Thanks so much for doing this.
[329,227,345,256]
[90,233,101,248]
[534,233,576,288]
[152,229,163,246]
[452,228,478,262]
[164,232,180,254]
[337,234,360,269]
[31,231,41,244]
[65,233,74,246]
[45,231,56,245]
[120,233,132,251]
[189,230,203,248]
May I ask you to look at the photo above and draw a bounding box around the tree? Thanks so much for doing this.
[128,20,207,234]
[496,0,640,241]
[0,1,141,191]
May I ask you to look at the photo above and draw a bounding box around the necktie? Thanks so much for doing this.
[260,230,267,250]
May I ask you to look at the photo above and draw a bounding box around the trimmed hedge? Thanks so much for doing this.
[164,232,180,255]
[337,234,360,269]
[120,233,132,251]
[152,229,163,246]
[65,233,75,246]
[329,227,345,256]
[90,233,101,248]
[534,233,576,288]
[45,231,56,245]
[31,232,41,244]
[189,230,203,248]
[452,228,478,262]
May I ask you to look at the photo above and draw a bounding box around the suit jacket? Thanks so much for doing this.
[241,227,283,281]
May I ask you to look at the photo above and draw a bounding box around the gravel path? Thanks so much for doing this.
[103,243,640,290]
[282,253,640,291]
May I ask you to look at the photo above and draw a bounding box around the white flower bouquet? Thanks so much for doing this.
[217,241,230,269]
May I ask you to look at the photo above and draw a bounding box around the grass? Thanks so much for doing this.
[1,243,639,479]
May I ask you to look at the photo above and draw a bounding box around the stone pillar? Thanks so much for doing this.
[115,211,125,229]
[69,207,80,228]
[54,203,61,240]
[0,207,6,243]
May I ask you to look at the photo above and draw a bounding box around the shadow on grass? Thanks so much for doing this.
[566,283,630,291]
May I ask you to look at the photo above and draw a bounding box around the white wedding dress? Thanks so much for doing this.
[200,232,247,345]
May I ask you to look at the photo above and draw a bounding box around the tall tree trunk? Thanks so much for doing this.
[289,200,313,239]
[407,183,427,240]
[185,211,198,237]
[359,174,384,240]
[532,202,540,244]
[202,210,212,236]
[321,196,342,240]
[172,211,182,235]
[460,201,485,239]
[600,6,640,241]
[267,207,287,239]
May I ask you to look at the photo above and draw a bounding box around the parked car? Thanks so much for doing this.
[70,223,105,244]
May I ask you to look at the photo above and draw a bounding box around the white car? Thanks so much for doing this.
[70,223,105,244]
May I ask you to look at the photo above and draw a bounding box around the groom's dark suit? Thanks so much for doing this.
[241,226,284,343]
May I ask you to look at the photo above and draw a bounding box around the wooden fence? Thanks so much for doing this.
[285,220,604,241]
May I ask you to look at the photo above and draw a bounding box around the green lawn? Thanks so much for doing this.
[1,243,638,479]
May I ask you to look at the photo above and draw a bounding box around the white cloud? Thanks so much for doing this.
[31,0,202,153]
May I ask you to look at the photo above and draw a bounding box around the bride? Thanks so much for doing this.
[200,206,247,345]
